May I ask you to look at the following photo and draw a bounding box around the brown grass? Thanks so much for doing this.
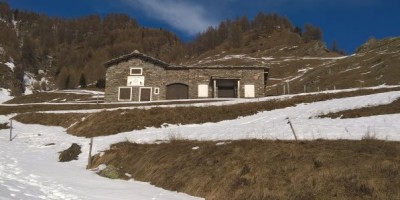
[13,113,88,128]
[0,122,9,129]
[321,99,400,119]
[91,139,400,200]
[0,100,222,115]
[4,92,100,104]
[68,87,400,137]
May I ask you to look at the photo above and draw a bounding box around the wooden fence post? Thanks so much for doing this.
[9,119,12,142]
[287,118,298,142]
[87,137,94,169]
[283,84,286,95]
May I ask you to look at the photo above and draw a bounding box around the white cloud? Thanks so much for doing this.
[122,0,217,35]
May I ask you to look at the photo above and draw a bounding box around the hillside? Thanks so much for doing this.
[187,35,400,96]
[0,2,398,98]
[0,2,184,94]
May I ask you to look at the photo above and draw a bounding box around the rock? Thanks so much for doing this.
[59,143,82,162]
[99,164,120,179]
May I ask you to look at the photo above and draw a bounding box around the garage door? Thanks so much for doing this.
[166,83,189,100]
[218,87,236,98]
[217,79,237,98]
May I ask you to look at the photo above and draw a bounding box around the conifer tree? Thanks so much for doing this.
[79,73,86,88]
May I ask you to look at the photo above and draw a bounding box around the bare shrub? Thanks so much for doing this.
[362,127,377,140]
[0,122,9,130]
[59,143,82,162]
[167,131,184,142]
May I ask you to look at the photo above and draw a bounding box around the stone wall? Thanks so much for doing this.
[105,59,167,102]
[105,57,266,102]
[188,68,265,98]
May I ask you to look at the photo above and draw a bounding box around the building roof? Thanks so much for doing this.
[105,50,269,70]
[104,50,170,68]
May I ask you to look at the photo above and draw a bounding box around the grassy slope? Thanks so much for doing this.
[10,87,400,137]
[3,92,98,104]
[0,99,221,115]
[320,99,400,119]
[66,87,400,137]
[92,140,400,200]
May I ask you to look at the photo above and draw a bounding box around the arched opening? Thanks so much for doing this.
[166,83,189,100]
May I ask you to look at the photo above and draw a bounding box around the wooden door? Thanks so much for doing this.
[140,88,151,101]
[118,87,131,101]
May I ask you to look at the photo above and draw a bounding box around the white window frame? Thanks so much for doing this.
[118,87,132,101]
[198,84,208,98]
[130,67,143,75]
[154,87,160,95]
[244,84,255,98]
[127,76,145,86]
[138,87,152,102]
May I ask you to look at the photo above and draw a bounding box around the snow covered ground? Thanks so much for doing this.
[0,116,202,200]
[0,88,399,199]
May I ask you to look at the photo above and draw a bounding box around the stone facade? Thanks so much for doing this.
[105,51,268,102]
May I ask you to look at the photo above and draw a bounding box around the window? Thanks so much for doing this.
[244,85,255,98]
[154,87,160,94]
[118,87,132,101]
[130,68,142,75]
[198,84,208,97]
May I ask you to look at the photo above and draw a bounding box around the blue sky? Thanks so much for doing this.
[7,0,400,53]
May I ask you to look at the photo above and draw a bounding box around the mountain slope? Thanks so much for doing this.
[0,2,398,97]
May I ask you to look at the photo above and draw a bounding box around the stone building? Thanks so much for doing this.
[104,51,269,102]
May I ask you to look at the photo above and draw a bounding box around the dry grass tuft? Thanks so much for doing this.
[91,140,400,200]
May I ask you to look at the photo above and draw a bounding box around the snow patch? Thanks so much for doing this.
[370,61,384,68]
[0,88,13,103]
[340,66,361,73]
[5,62,15,72]
[361,71,371,75]
[261,57,274,60]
